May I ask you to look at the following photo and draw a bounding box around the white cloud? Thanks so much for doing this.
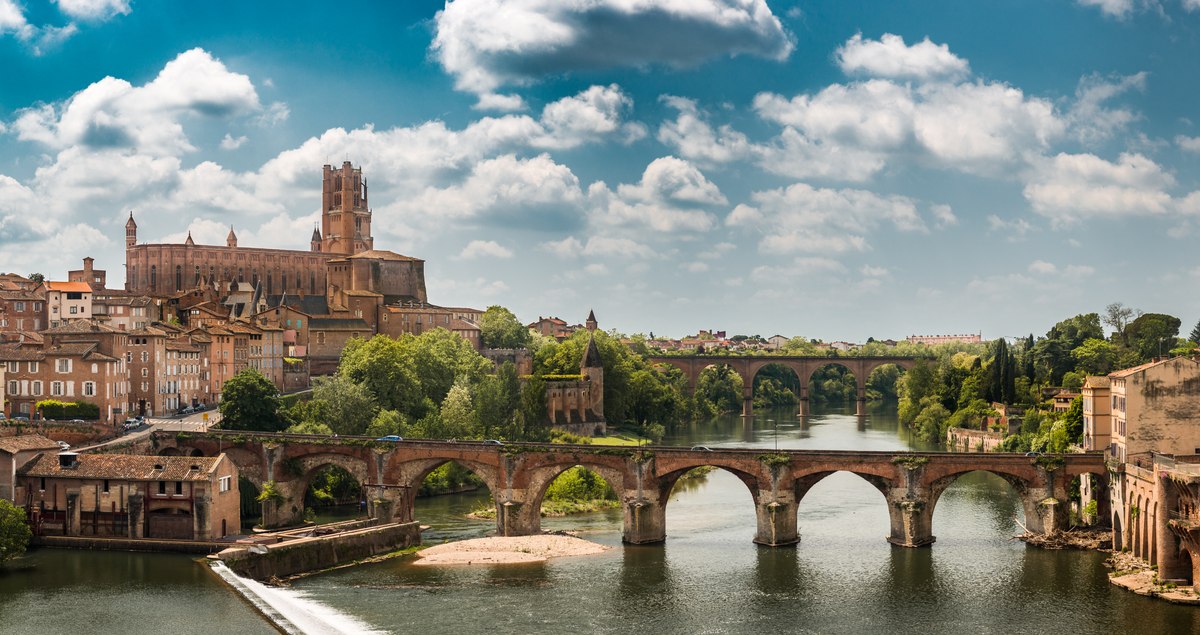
[581,236,655,259]
[537,84,645,148]
[1023,152,1175,223]
[836,33,969,81]
[1028,260,1057,274]
[458,239,514,259]
[861,264,890,277]
[431,0,793,107]
[55,0,130,21]
[728,182,930,254]
[1067,72,1146,144]
[256,102,290,127]
[542,236,584,258]
[987,215,1033,239]
[683,262,709,273]
[754,77,1062,179]
[657,96,754,164]
[13,48,261,155]
[588,156,722,233]
[0,0,27,34]
[751,257,846,283]
[1177,135,1200,153]
[931,204,957,228]
[1077,0,1136,18]
[220,134,247,150]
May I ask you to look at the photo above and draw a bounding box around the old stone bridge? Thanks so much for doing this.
[118,430,1105,548]
[648,355,927,416]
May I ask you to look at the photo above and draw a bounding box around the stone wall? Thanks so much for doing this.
[217,521,420,580]
[946,427,1005,452]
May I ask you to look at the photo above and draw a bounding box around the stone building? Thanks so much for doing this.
[0,288,45,335]
[905,333,983,345]
[0,434,60,501]
[543,311,605,436]
[45,281,93,328]
[16,452,240,540]
[1108,357,1200,463]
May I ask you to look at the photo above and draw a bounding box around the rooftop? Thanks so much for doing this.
[0,434,59,454]
[19,452,227,481]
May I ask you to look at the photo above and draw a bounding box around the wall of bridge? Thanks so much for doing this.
[118,432,1105,547]
[647,356,919,416]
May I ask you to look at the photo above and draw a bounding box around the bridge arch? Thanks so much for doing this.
[522,457,632,527]
[927,468,1036,536]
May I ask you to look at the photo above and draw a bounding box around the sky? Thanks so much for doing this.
[1,0,1199,342]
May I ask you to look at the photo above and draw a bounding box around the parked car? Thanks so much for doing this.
[12,415,29,422]
[691,445,713,452]
[56,441,70,450]
[376,435,403,442]
[179,406,195,415]
[0,413,7,421]
[484,439,504,445]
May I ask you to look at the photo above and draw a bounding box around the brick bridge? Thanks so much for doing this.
[119,431,1105,548]
[648,355,927,416]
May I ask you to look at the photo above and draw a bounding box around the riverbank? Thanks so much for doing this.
[1107,551,1200,604]
[414,534,609,565]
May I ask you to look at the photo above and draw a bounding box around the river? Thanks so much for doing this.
[3,404,1199,634]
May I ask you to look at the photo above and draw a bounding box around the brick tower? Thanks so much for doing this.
[320,161,374,255]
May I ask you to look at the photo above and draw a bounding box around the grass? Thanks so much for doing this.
[590,433,650,447]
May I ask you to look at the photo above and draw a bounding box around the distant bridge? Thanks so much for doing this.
[648,355,929,416]
[114,431,1105,548]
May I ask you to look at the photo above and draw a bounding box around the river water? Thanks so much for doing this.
[3,404,1199,634]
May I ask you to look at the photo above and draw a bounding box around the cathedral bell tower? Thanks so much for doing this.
[320,161,374,256]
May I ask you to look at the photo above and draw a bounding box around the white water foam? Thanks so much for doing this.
[209,561,384,635]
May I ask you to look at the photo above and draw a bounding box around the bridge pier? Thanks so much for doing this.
[495,496,541,537]
[797,398,808,417]
[623,497,666,544]
[855,386,867,416]
[753,494,798,547]
[886,491,935,548]
[741,388,753,418]
[261,479,307,529]
[366,484,409,524]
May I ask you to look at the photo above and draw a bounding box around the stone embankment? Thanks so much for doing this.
[415,534,609,565]
[1107,551,1200,605]
[216,519,421,581]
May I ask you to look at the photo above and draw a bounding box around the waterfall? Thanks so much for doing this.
[208,561,383,635]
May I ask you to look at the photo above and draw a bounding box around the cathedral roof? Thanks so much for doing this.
[342,249,421,262]
[311,227,322,241]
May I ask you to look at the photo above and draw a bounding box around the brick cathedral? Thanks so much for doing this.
[124,161,407,299]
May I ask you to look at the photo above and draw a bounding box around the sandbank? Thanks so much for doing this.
[414,534,609,565]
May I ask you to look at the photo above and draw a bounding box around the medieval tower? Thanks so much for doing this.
[317,161,374,255]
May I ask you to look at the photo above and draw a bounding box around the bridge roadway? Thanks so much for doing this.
[647,355,929,416]
[120,430,1107,548]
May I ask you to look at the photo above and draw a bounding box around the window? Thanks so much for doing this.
[33,302,42,312]
[174,481,183,496]
[50,381,64,396]
[69,306,78,315]
[141,351,148,363]
[14,301,24,311]
[39,478,45,491]
[6,381,16,395]
[31,381,42,396]
[56,359,71,373]
[91,363,98,373]
[141,368,148,377]
[103,480,110,493]
[158,481,166,495]
[83,382,95,397]
[28,361,37,373]
[219,476,231,492]
[6,362,16,373]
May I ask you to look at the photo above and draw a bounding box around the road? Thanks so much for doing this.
[75,410,221,453]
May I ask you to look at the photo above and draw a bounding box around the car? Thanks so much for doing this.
[12,415,29,422]
[56,441,70,450]
[1025,452,1042,457]
[70,419,86,424]
[690,445,713,452]
[484,439,504,445]
[179,406,195,415]
[376,435,403,442]
[0,413,7,421]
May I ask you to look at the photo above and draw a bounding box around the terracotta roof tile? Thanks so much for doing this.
[18,452,228,481]
[0,434,59,454]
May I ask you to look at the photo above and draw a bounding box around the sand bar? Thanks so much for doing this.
[414,535,609,565]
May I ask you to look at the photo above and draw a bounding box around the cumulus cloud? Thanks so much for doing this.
[657,96,754,164]
[1067,72,1146,144]
[588,156,723,233]
[220,134,247,150]
[1177,135,1200,153]
[458,239,514,259]
[753,77,1062,179]
[1023,152,1175,223]
[537,84,645,147]
[431,0,793,107]
[55,0,131,21]
[1076,0,1137,18]
[836,33,969,81]
[727,182,934,254]
[13,48,261,155]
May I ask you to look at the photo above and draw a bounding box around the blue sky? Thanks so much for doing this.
[2,0,1200,341]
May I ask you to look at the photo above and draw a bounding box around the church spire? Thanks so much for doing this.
[226,225,238,248]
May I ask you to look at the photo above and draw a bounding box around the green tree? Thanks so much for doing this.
[26,272,44,284]
[479,305,532,349]
[1104,302,1137,344]
[1190,319,1200,344]
[1063,396,1084,444]
[0,499,32,563]
[365,409,409,438]
[310,375,378,435]
[219,369,286,432]
[1071,338,1118,375]
[898,359,936,425]
[696,364,742,413]
[284,420,334,435]
[1124,312,1182,361]
[439,382,477,438]
[338,335,425,417]
[409,329,492,407]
